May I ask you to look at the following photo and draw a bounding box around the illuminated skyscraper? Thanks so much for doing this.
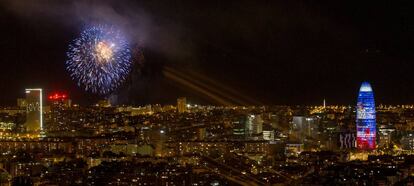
[356,82,376,150]
[177,97,187,113]
[233,116,247,139]
[48,92,71,125]
[248,115,263,135]
[25,88,43,134]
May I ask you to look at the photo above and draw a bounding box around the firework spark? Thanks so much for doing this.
[66,25,132,95]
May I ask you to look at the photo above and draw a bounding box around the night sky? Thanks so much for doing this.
[0,0,414,106]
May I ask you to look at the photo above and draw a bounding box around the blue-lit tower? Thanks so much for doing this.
[356,82,376,150]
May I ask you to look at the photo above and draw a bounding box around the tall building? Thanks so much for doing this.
[49,93,71,108]
[48,92,71,126]
[246,115,263,137]
[25,88,43,134]
[356,82,376,150]
[177,97,187,113]
[251,115,263,134]
[290,116,318,143]
[291,116,306,137]
[378,125,395,148]
[232,114,263,140]
[233,116,247,139]
[401,132,414,150]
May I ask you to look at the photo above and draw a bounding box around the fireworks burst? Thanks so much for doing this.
[66,25,132,95]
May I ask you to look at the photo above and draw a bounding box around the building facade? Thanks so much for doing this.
[177,97,187,113]
[356,82,376,150]
[25,88,43,134]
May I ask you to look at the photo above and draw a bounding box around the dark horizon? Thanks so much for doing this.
[1,1,414,106]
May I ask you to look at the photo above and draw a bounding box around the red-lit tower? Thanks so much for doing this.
[48,92,71,130]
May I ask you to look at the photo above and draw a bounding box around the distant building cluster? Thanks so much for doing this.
[1,83,414,185]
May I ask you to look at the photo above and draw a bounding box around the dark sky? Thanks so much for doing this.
[0,0,414,106]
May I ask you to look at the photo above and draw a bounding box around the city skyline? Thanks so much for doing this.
[1,1,414,185]
[1,82,412,108]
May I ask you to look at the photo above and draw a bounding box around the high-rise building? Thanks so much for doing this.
[246,115,263,136]
[25,88,43,134]
[291,116,306,140]
[252,115,263,134]
[290,116,318,143]
[356,82,377,150]
[232,115,262,140]
[49,93,71,108]
[401,132,414,150]
[177,97,187,113]
[48,92,71,126]
[233,116,247,139]
[378,125,395,148]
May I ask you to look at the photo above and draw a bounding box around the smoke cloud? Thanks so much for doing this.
[1,0,193,60]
